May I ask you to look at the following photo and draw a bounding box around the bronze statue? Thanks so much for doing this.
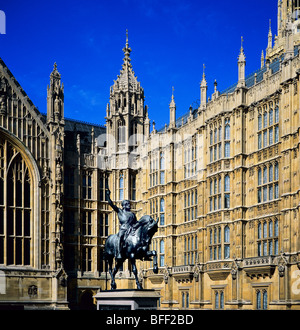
[104,189,159,290]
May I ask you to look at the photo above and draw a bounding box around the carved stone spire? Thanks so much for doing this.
[200,64,207,110]
[47,62,64,126]
[261,50,265,68]
[169,87,176,128]
[122,29,132,71]
[237,37,246,88]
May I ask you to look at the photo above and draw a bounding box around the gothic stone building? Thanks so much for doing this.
[0,0,300,310]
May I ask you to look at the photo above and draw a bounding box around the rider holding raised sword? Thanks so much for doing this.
[106,189,138,261]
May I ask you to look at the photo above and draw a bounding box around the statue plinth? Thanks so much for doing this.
[94,289,160,310]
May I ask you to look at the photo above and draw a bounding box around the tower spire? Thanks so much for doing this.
[200,64,207,110]
[238,37,246,88]
[122,29,132,70]
[267,19,273,52]
[170,86,175,105]
[47,62,64,125]
[261,50,265,68]
[169,86,176,128]
[240,36,244,52]
[202,63,206,80]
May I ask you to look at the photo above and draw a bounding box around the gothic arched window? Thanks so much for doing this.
[0,138,32,266]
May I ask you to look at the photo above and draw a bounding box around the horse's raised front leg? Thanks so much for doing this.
[146,250,158,274]
[131,257,143,290]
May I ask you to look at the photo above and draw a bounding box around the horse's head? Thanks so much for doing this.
[138,215,159,240]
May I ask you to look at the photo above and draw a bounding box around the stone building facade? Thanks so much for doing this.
[0,0,300,310]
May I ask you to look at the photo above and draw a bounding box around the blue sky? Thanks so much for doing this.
[0,0,277,129]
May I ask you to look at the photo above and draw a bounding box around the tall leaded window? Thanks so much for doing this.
[150,198,160,224]
[149,154,158,187]
[209,177,222,212]
[224,175,230,209]
[119,175,124,201]
[215,290,224,310]
[159,239,165,267]
[209,124,222,163]
[182,291,190,309]
[160,198,165,226]
[209,225,230,261]
[209,175,230,211]
[258,100,279,150]
[257,162,279,203]
[257,218,279,256]
[224,226,230,259]
[82,171,92,200]
[82,211,92,236]
[209,227,221,261]
[184,139,198,178]
[160,152,165,184]
[131,174,136,201]
[256,289,268,310]
[82,247,92,272]
[184,234,198,265]
[184,189,198,221]
[0,138,32,266]
[224,119,230,158]
[99,213,109,237]
[99,173,108,201]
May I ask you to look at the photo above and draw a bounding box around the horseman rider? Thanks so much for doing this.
[106,189,138,261]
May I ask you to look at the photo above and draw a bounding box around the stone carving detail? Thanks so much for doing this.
[193,264,202,282]
[55,268,68,287]
[28,285,38,298]
[275,252,288,278]
[0,94,6,116]
[164,265,171,284]
[54,129,65,271]
[231,259,241,280]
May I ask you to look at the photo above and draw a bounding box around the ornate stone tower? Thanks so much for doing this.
[278,0,300,33]
[106,31,149,204]
[267,0,300,61]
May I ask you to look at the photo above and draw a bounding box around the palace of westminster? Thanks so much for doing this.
[0,0,300,310]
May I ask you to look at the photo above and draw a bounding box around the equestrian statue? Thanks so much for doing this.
[104,189,159,290]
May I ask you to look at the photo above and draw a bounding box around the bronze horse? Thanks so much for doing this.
[104,215,159,290]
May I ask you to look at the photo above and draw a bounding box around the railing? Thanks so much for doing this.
[243,256,275,267]
[172,265,194,274]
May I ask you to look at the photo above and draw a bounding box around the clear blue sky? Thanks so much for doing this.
[0,0,277,129]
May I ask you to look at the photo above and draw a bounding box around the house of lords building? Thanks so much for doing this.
[0,0,300,310]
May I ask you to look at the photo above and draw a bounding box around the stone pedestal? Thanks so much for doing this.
[94,290,160,310]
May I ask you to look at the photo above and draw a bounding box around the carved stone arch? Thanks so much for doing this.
[0,126,41,269]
